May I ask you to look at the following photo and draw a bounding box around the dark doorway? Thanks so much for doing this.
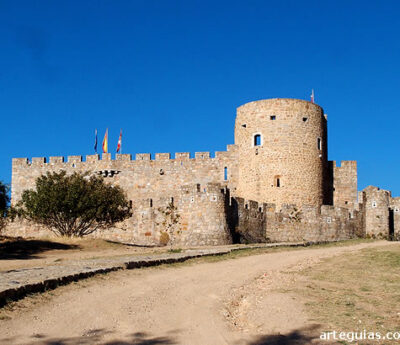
[389,208,394,240]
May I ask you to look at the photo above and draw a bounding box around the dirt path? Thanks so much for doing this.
[1,241,396,345]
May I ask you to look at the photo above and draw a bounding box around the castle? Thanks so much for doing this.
[6,98,400,245]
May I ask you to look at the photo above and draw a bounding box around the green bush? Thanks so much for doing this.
[0,181,9,232]
[12,171,131,237]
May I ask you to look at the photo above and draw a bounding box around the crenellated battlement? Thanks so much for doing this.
[12,145,238,167]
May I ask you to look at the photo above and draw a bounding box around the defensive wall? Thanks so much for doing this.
[360,186,400,240]
[5,180,365,245]
[8,97,397,246]
[11,145,239,207]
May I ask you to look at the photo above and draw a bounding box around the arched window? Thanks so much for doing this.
[274,175,281,187]
[254,134,262,146]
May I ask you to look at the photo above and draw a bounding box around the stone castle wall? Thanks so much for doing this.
[8,97,374,246]
[264,204,360,242]
[5,182,361,245]
[234,98,327,207]
[332,160,358,209]
[360,186,400,239]
[5,182,233,246]
[361,186,391,238]
[11,145,239,206]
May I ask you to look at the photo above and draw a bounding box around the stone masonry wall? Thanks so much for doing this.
[361,186,391,238]
[389,197,400,239]
[11,145,239,207]
[234,98,327,207]
[5,183,233,247]
[332,160,358,209]
[8,97,364,246]
[263,204,359,243]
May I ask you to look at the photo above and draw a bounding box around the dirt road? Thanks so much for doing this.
[1,241,396,345]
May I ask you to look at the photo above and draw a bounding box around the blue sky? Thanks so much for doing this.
[0,0,399,195]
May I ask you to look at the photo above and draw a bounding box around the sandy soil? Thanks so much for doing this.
[0,237,167,272]
[1,240,395,345]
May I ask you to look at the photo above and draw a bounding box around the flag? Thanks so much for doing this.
[94,129,98,153]
[102,128,108,153]
[116,129,122,153]
[310,89,315,103]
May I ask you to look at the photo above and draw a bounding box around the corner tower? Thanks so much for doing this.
[235,98,328,207]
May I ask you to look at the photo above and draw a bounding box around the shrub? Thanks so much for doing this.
[0,181,9,233]
[157,202,180,246]
[159,231,170,246]
[12,171,131,237]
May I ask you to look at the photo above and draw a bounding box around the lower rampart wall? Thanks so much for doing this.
[4,183,233,247]
[4,183,361,246]
[231,199,360,243]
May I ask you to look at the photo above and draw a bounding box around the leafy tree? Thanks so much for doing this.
[13,171,131,237]
[0,181,9,232]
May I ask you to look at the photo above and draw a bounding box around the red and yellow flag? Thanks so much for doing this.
[102,129,108,153]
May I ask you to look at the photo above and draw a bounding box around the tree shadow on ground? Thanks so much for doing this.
[0,237,79,260]
[246,325,322,345]
[0,330,177,345]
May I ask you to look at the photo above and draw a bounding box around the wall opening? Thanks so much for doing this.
[270,115,276,120]
[274,175,281,187]
[241,124,247,128]
[224,167,228,181]
[389,209,394,240]
[303,117,308,122]
[317,137,322,150]
[254,134,261,146]
[150,199,153,207]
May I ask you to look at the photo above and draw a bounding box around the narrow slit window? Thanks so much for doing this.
[254,134,261,146]
[224,167,228,181]
[317,137,322,150]
[274,175,281,187]
[150,199,153,207]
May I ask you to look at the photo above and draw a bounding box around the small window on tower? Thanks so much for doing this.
[224,167,228,181]
[303,117,308,122]
[270,115,276,120]
[242,124,247,128]
[274,175,281,187]
[254,134,262,146]
[317,137,322,150]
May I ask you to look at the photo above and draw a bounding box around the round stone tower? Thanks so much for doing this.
[234,98,328,207]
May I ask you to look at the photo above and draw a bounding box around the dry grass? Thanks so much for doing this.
[149,239,376,269]
[294,244,400,344]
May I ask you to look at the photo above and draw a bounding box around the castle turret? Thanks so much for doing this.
[234,98,328,207]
